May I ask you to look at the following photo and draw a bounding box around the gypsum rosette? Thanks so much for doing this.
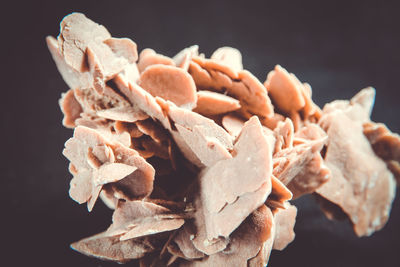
[47,12,400,266]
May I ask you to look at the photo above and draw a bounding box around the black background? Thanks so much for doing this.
[2,0,400,266]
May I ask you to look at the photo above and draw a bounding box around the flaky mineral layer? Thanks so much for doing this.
[48,12,400,266]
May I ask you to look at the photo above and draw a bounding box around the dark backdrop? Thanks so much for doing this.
[2,0,400,266]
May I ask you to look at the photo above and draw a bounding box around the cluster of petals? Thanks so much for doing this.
[47,13,400,266]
